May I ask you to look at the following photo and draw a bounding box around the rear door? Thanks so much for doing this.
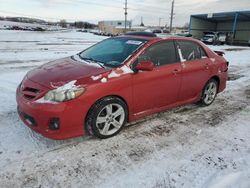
[176,40,212,101]
[132,40,182,114]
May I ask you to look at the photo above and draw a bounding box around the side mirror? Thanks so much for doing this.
[135,61,154,71]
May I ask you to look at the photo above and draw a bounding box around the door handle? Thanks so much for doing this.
[172,69,181,75]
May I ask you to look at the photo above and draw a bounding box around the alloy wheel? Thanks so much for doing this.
[203,81,217,105]
[96,103,125,136]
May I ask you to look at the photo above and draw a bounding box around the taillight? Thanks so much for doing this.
[222,61,229,72]
[214,50,225,56]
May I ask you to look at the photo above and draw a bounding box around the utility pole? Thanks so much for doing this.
[159,17,163,28]
[140,16,144,26]
[124,0,128,32]
[169,0,175,33]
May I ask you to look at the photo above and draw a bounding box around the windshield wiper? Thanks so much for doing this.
[78,55,106,68]
[102,61,121,68]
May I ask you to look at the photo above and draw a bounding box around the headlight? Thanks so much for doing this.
[39,81,85,103]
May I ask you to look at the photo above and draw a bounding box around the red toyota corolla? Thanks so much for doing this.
[16,32,228,140]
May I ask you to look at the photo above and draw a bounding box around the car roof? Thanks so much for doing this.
[116,34,160,41]
[116,33,202,44]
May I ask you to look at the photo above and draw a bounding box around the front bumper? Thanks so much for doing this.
[16,85,89,140]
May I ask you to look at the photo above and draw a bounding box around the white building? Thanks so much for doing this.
[98,20,132,34]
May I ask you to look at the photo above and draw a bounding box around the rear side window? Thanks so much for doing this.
[138,41,177,66]
[177,41,207,61]
[200,47,208,58]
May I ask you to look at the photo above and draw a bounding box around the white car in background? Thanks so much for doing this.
[201,32,226,45]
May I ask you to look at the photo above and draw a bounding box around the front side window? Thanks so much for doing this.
[176,41,207,61]
[138,41,177,66]
[79,37,147,67]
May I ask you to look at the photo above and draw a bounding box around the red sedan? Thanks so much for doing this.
[16,32,228,140]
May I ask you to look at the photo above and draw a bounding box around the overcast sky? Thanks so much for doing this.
[0,0,249,26]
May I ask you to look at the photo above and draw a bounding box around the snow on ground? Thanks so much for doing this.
[0,20,46,29]
[0,31,250,187]
[0,20,64,31]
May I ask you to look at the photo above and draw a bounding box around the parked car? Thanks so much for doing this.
[77,29,88,33]
[201,32,226,45]
[176,32,192,37]
[16,32,229,140]
[152,29,162,34]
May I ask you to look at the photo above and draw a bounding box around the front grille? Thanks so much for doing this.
[23,87,40,93]
[21,86,41,101]
[19,78,47,101]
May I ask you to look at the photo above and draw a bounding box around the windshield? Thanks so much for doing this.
[79,37,147,68]
[204,35,214,38]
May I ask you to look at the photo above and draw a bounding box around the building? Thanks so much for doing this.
[98,20,132,34]
[189,11,250,45]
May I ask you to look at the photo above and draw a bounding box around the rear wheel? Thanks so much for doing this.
[86,97,128,139]
[200,79,218,106]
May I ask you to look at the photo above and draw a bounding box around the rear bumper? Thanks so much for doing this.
[16,86,88,140]
[218,71,228,93]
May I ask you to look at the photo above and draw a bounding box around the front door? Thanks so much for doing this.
[132,40,182,115]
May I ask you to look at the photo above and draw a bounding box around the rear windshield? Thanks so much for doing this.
[79,37,147,67]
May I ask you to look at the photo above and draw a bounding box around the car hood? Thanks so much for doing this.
[27,56,109,88]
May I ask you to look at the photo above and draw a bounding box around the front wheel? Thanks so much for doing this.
[200,79,218,106]
[86,97,128,139]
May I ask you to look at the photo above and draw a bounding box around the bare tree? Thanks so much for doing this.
[59,19,67,28]
[183,22,189,29]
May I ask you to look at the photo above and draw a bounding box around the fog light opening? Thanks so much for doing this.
[49,118,60,130]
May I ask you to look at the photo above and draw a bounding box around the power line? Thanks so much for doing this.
[111,0,168,11]
[58,0,169,14]
[0,1,172,24]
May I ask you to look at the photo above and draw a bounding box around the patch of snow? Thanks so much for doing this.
[120,65,134,74]
[207,171,243,188]
[1,31,250,187]
[91,75,102,81]
[108,71,121,79]
[51,80,77,91]
[107,65,133,79]
[72,54,102,68]
[210,58,216,62]
[101,78,108,83]
[177,48,186,62]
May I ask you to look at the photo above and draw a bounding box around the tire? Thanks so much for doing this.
[85,97,128,139]
[200,79,218,106]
